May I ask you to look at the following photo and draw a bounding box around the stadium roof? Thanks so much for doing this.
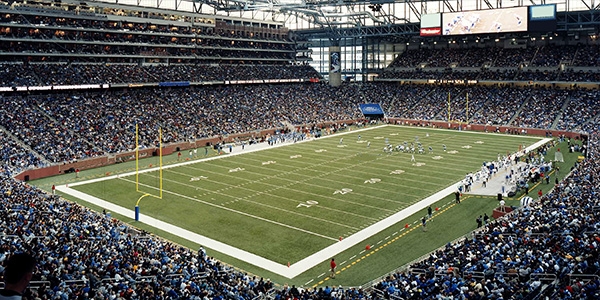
[83,0,597,33]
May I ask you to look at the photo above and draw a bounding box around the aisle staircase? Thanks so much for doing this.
[0,124,51,166]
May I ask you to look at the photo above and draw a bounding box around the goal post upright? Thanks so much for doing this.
[447,92,451,123]
[134,125,163,221]
[159,127,163,199]
[466,92,469,125]
[136,123,140,192]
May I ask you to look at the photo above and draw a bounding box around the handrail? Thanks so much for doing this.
[529,273,557,283]
[0,281,52,289]
[463,271,485,280]
[63,280,87,287]
[136,276,157,283]
[567,274,599,284]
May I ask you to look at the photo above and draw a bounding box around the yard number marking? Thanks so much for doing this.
[297,200,319,208]
[333,188,353,195]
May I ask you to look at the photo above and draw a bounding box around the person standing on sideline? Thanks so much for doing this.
[483,213,490,225]
[75,168,80,178]
[51,185,55,195]
[499,199,506,212]
[427,206,433,221]
[330,258,337,278]
[454,191,461,204]
[538,189,543,198]
[0,252,36,300]
[476,215,483,228]
[421,216,427,231]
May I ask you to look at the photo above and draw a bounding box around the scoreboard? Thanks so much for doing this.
[420,5,556,37]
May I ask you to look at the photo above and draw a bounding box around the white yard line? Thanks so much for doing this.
[56,125,551,279]
[115,176,341,241]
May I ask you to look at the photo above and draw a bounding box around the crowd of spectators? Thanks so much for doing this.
[0,172,277,299]
[469,87,530,126]
[0,96,103,163]
[379,67,600,83]
[1,82,599,171]
[512,88,571,129]
[374,129,599,299]
[383,45,600,83]
[554,89,600,131]
[572,45,600,67]
[0,130,45,175]
[0,63,321,86]
[387,47,557,69]
[0,90,598,300]
[0,3,295,64]
[0,82,598,299]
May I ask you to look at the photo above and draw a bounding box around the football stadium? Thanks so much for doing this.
[0,0,599,299]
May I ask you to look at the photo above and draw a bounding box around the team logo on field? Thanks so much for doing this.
[190,176,208,181]
[432,156,443,160]
[262,161,276,165]
[461,145,472,149]
[333,188,353,195]
[290,155,302,159]
[390,170,405,175]
[448,150,459,154]
[228,167,245,172]
[364,178,381,184]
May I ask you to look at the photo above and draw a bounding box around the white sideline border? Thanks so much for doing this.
[56,125,551,279]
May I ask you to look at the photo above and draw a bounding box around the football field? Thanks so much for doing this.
[58,125,545,282]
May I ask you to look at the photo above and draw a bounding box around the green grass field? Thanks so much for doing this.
[36,125,580,287]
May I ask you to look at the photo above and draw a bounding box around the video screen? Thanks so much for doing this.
[529,4,557,32]
[421,13,441,29]
[442,7,528,35]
